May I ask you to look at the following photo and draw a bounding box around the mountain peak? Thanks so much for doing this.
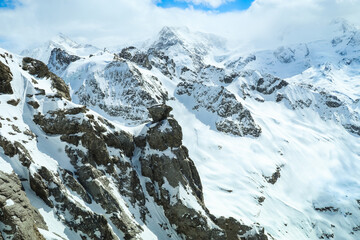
[152,26,189,50]
[331,18,358,34]
[51,33,80,48]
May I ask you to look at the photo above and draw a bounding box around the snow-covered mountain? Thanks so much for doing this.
[0,49,265,240]
[21,33,100,64]
[1,19,360,240]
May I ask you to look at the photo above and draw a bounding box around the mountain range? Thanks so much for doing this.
[1,19,360,240]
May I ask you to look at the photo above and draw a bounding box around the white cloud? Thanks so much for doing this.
[180,0,235,8]
[0,0,360,53]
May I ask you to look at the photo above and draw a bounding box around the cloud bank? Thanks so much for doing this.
[0,0,359,53]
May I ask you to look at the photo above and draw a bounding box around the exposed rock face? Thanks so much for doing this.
[75,59,168,123]
[147,118,182,151]
[136,105,267,239]
[30,166,120,240]
[22,57,71,100]
[0,171,47,240]
[0,136,33,167]
[119,46,152,70]
[324,94,342,108]
[48,48,81,75]
[0,61,13,94]
[33,106,144,239]
[147,48,176,78]
[176,82,262,137]
[148,104,173,122]
[239,70,360,137]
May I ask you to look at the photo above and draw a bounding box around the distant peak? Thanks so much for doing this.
[159,26,190,35]
[153,26,188,50]
[51,33,80,48]
[331,18,357,34]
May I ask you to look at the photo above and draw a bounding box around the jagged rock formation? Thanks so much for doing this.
[238,70,360,136]
[22,57,71,100]
[70,56,168,123]
[176,82,261,137]
[0,171,47,240]
[48,48,81,75]
[118,46,152,70]
[0,57,13,94]
[135,104,267,239]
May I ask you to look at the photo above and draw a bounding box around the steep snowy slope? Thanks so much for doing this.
[0,49,267,239]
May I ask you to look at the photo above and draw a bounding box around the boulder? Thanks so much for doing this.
[148,104,173,122]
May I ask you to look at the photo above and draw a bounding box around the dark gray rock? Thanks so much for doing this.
[31,167,119,240]
[6,99,20,106]
[148,104,173,122]
[136,108,268,240]
[248,74,288,95]
[264,166,282,185]
[176,82,261,137]
[119,47,152,70]
[61,169,92,204]
[0,61,13,94]
[22,57,71,101]
[147,118,182,151]
[27,100,40,109]
[0,171,47,240]
[148,49,176,78]
[0,136,33,167]
[103,130,135,157]
[325,95,342,108]
[48,48,80,74]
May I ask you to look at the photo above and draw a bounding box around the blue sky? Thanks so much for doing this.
[0,0,18,9]
[156,0,254,12]
[0,0,254,12]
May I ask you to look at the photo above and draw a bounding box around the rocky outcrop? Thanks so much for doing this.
[75,59,168,123]
[6,99,20,106]
[0,171,47,240]
[30,166,119,240]
[0,61,13,94]
[241,71,288,95]
[118,46,152,70]
[33,105,145,239]
[0,136,33,167]
[22,57,71,100]
[148,48,176,78]
[176,82,261,137]
[136,105,267,239]
[48,48,81,75]
[148,104,173,122]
